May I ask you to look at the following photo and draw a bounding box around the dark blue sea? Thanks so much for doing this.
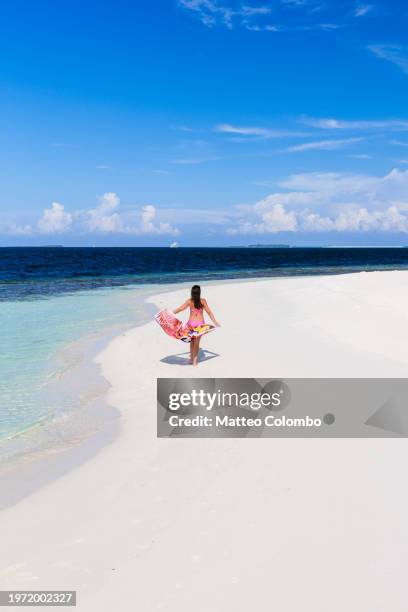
[2,246,408,301]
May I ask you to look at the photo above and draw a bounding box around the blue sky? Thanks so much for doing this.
[2,0,408,246]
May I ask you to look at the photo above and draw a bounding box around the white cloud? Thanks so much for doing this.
[179,0,377,31]
[84,192,123,233]
[173,124,198,132]
[391,139,408,147]
[140,205,180,236]
[6,224,33,236]
[284,137,363,152]
[245,23,279,31]
[178,0,271,28]
[37,202,72,234]
[302,117,408,130]
[241,5,271,16]
[227,168,408,234]
[368,45,408,76]
[354,4,372,17]
[231,203,408,234]
[314,23,340,30]
[332,206,407,232]
[2,194,180,238]
[9,170,408,239]
[214,123,304,138]
[158,207,232,226]
[82,193,179,236]
[228,203,297,234]
[171,158,204,164]
[178,0,233,28]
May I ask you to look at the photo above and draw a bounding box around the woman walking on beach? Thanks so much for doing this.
[173,285,220,366]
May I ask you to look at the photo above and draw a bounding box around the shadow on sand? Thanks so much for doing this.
[160,349,220,366]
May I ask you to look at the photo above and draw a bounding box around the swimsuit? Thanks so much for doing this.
[187,305,205,329]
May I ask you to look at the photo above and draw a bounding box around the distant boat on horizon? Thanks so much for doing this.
[170,241,179,248]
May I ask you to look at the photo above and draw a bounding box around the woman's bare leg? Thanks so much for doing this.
[190,339,194,364]
[193,336,201,366]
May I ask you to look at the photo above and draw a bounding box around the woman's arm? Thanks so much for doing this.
[173,299,190,315]
[202,299,220,326]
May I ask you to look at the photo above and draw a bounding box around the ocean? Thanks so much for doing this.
[2,246,408,459]
[3,246,408,300]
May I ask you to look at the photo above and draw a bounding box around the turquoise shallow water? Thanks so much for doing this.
[0,285,154,448]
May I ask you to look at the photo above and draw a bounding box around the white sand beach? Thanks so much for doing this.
[2,271,408,611]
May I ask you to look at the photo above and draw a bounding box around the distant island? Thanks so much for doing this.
[247,243,290,248]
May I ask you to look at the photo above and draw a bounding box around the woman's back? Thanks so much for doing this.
[188,298,205,325]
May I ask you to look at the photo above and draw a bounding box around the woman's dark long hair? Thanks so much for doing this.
[191,285,202,309]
